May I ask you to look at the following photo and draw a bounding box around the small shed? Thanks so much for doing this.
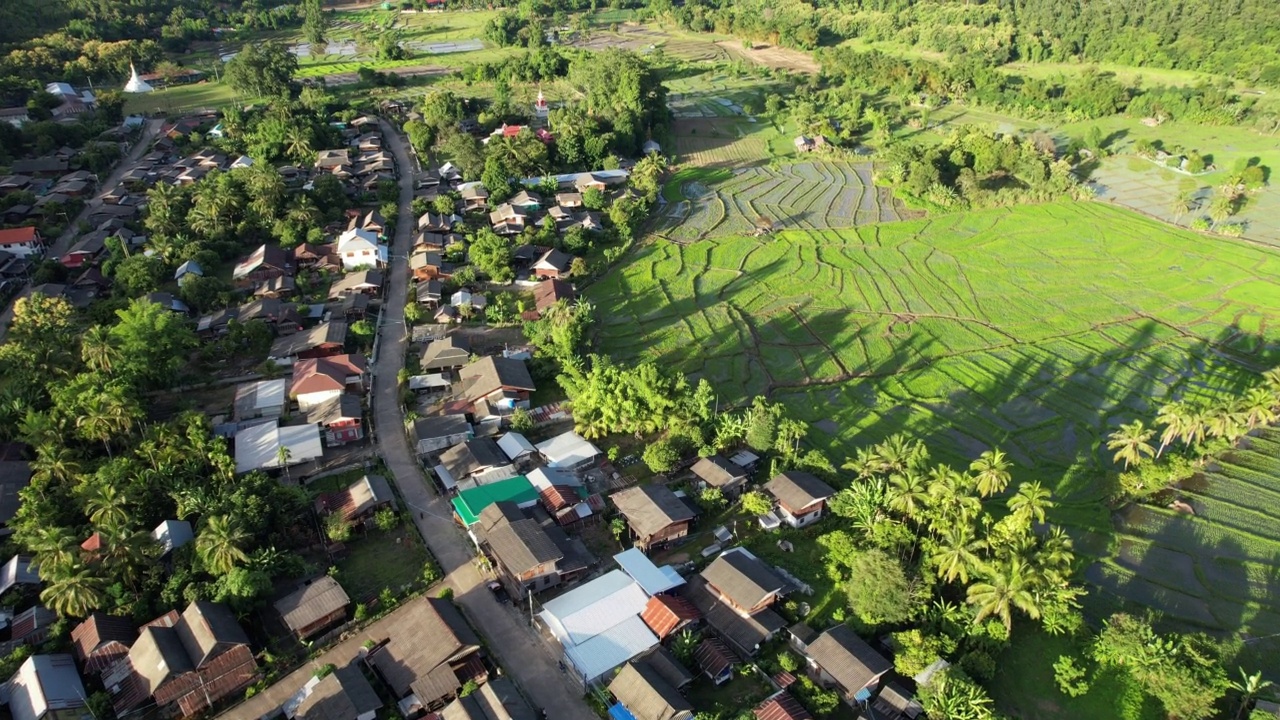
[274,576,351,640]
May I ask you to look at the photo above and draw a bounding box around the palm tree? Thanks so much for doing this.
[84,484,130,531]
[1155,401,1191,456]
[197,515,250,575]
[931,525,986,584]
[30,444,80,485]
[1036,527,1075,573]
[1169,190,1195,225]
[1207,399,1249,442]
[1107,420,1156,469]
[1263,368,1280,403]
[1209,193,1235,228]
[39,563,105,617]
[99,528,155,590]
[970,449,1012,498]
[1008,482,1053,525]
[1243,387,1278,429]
[285,126,316,166]
[966,556,1042,631]
[1230,668,1274,720]
[31,526,78,581]
[80,326,120,374]
[888,471,929,520]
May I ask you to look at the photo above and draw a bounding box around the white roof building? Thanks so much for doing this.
[613,548,685,596]
[497,433,537,461]
[152,520,194,555]
[335,228,387,270]
[526,466,580,491]
[535,431,603,470]
[235,423,324,473]
[539,569,658,683]
[7,655,88,720]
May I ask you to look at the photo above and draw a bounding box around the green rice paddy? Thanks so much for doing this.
[590,201,1280,633]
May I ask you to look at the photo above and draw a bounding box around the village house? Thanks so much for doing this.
[410,250,453,281]
[417,212,453,232]
[640,594,701,642]
[421,335,470,372]
[556,192,584,208]
[701,549,787,616]
[535,431,603,472]
[458,356,536,415]
[459,184,489,210]
[437,438,514,486]
[315,149,352,174]
[0,227,43,259]
[269,321,347,361]
[475,501,566,596]
[606,660,694,720]
[611,484,698,552]
[6,654,88,720]
[233,379,287,422]
[232,244,294,287]
[233,423,324,474]
[253,275,296,299]
[803,624,892,706]
[105,601,257,718]
[529,278,574,319]
[315,474,396,525]
[489,203,530,236]
[290,354,368,410]
[532,248,573,280]
[305,394,364,446]
[71,613,137,677]
[274,576,351,640]
[336,228,387,270]
[60,231,108,269]
[347,208,387,235]
[293,664,383,720]
[762,471,836,528]
[328,269,384,299]
[694,636,739,685]
[366,598,487,714]
[753,691,814,720]
[690,455,749,498]
[438,677,532,720]
[411,414,473,455]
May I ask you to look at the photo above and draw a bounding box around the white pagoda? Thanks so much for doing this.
[534,88,549,119]
[123,64,154,94]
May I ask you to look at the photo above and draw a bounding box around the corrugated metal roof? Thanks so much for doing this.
[451,476,538,526]
[614,549,685,596]
[565,615,659,682]
[540,571,648,646]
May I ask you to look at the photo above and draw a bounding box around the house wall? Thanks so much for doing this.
[298,607,348,638]
[297,389,342,411]
[1,239,42,258]
[810,663,887,707]
[512,562,561,594]
[323,418,363,446]
[779,502,823,528]
[638,520,690,550]
[416,431,471,455]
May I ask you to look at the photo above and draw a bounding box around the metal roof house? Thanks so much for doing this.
[538,570,659,685]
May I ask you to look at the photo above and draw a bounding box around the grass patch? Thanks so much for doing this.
[123,81,241,115]
[335,526,431,604]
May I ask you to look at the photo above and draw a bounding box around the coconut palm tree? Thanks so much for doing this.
[99,527,155,590]
[970,449,1012,498]
[966,556,1042,631]
[80,325,121,374]
[1107,420,1156,469]
[1230,668,1274,720]
[39,562,105,617]
[1008,482,1053,525]
[285,126,316,166]
[1155,401,1192,456]
[31,526,78,581]
[1207,399,1249,442]
[30,444,81,485]
[1169,190,1196,225]
[1243,387,1279,429]
[197,515,250,575]
[1036,527,1075,574]
[931,525,986,584]
[1209,193,1235,228]
[84,483,130,531]
[1262,368,1280,403]
[888,471,929,520]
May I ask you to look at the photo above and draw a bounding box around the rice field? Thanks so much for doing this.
[1090,428,1280,637]
[590,201,1280,630]
[656,161,910,242]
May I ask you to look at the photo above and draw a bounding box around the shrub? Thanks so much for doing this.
[354,603,369,621]
[643,438,681,473]
[509,407,534,433]
[438,587,454,600]
[1053,655,1091,697]
[422,561,442,585]
[325,515,352,542]
[740,490,773,516]
[313,663,337,679]
[374,508,400,531]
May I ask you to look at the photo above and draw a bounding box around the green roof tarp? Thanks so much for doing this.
[450,475,538,526]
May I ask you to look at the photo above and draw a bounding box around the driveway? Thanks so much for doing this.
[373,120,598,720]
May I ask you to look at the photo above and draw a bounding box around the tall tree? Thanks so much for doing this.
[1107,420,1156,469]
[39,563,105,618]
[109,298,198,388]
[197,515,250,575]
[80,325,121,374]
[969,448,1011,498]
[1007,481,1053,525]
[966,556,1042,631]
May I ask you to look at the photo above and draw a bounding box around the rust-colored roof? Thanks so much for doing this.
[0,227,37,245]
[158,643,258,718]
[772,671,796,689]
[754,692,813,720]
[71,612,137,675]
[640,595,701,640]
[539,485,577,513]
[81,532,102,552]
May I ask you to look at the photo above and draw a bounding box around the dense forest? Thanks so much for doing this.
[654,0,1280,85]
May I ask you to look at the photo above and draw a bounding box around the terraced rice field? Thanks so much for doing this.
[1089,427,1280,636]
[591,202,1280,629]
[656,161,910,241]
[669,118,781,169]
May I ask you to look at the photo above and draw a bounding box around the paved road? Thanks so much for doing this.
[373,120,597,720]
[0,118,164,339]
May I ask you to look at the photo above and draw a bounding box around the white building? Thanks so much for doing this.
[538,570,659,685]
[535,431,603,471]
[234,424,324,474]
[335,228,387,270]
[6,655,89,720]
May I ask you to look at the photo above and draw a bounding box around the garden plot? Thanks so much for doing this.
[591,201,1280,632]
[401,39,484,54]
